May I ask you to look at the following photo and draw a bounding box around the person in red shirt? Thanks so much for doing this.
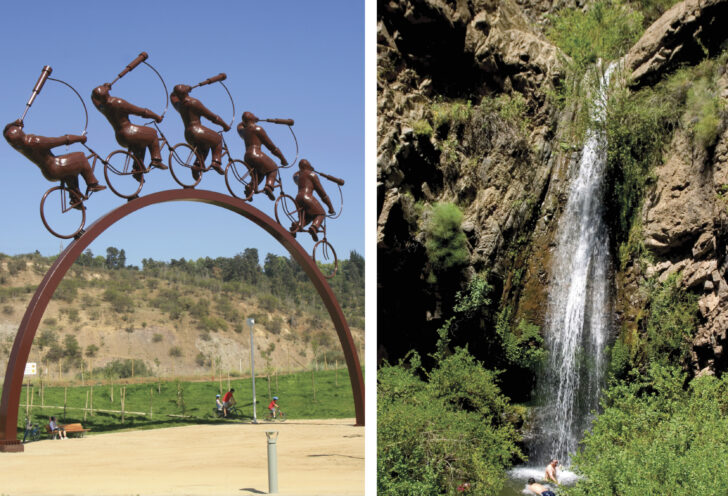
[268,396,279,418]
[222,388,235,417]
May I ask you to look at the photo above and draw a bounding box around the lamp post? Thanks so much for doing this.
[247,317,258,423]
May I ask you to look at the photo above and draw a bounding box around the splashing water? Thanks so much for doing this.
[532,62,616,464]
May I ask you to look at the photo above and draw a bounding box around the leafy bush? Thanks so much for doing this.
[85,344,99,357]
[152,333,163,343]
[495,309,547,370]
[432,100,472,130]
[412,119,433,137]
[169,346,183,358]
[423,203,469,273]
[54,279,79,303]
[378,349,524,495]
[94,358,151,379]
[644,273,699,366]
[103,288,134,314]
[6,258,26,276]
[567,364,728,495]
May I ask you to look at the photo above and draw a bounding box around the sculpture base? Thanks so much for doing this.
[0,440,23,452]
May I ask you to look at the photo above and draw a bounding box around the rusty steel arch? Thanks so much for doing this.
[0,189,364,452]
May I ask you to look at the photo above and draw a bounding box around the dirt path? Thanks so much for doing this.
[0,419,364,496]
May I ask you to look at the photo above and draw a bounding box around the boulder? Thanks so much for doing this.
[626,0,728,87]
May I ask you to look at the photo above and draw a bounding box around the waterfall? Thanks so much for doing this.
[533,62,616,464]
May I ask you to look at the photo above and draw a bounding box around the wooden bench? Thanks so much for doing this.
[45,423,91,439]
[63,423,91,437]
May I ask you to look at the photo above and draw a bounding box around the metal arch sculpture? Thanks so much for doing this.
[0,189,364,452]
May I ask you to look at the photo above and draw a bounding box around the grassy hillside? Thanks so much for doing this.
[12,367,362,440]
[0,248,364,383]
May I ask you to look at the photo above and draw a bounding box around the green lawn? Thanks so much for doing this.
[10,367,361,440]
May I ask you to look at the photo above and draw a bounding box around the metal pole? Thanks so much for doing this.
[248,318,257,423]
[266,431,279,493]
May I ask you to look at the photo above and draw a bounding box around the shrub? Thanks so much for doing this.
[169,346,182,358]
[567,365,728,495]
[423,203,469,273]
[6,258,26,276]
[152,333,163,343]
[378,349,523,494]
[94,358,150,379]
[2,305,12,315]
[412,119,433,137]
[54,280,79,303]
[85,344,99,357]
[103,288,134,314]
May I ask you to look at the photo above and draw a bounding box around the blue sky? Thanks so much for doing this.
[0,0,364,267]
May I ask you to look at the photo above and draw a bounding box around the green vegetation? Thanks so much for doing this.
[610,273,699,379]
[423,202,469,274]
[412,119,433,137]
[495,308,547,371]
[546,0,644,140]
[566,364,728,495]
[0,248,364,375]
[548,1,643,72]
[605,55,727,248]
[12,367,359,439]
[378,349,523,495]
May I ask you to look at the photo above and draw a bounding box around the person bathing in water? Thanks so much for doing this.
[527,478,556,496]
[545,459,559,484]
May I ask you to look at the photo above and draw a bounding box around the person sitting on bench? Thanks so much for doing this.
[49,416,67,440]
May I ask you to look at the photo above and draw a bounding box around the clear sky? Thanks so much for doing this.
[0,0,364,267]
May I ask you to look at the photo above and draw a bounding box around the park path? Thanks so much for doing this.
[0,419,364,495]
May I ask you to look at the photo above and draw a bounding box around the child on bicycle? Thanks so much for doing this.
[268,396,279,418]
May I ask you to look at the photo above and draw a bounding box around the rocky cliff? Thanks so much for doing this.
[378,0,728,378]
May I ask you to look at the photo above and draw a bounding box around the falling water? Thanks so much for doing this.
[532,62,616,464]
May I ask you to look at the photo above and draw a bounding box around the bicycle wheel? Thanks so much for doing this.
[40,186,86,239]
[277,411,286,422]
[169,143,203,189]
[225,159,256,201]
[274,193,303,232]
[312,239,338,278]
[104,150,145,199]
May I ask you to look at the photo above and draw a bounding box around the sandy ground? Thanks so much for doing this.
[0,419,364,496]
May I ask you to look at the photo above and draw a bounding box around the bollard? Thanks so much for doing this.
[266,431,279,494]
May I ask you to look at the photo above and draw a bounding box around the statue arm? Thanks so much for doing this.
[191,100,229,130]
[313,174,335,214]
[31,133,85,149]
[258,127,287,165]
[118,99,162,122]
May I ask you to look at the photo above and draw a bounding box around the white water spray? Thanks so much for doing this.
[534,62,616,464]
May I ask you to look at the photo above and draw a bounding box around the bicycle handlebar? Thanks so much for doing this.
[111,52,149,86]
[21,65,53,121]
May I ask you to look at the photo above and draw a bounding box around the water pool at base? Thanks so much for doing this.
[497,466,580,495]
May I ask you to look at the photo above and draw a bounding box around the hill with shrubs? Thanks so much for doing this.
[0,248,364,383]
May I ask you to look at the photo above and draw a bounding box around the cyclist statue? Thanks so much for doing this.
[91,83,167,182]
[170,83,230,180]
[3,119,106,206]
[291,159,335,241]
[237,111,288,200]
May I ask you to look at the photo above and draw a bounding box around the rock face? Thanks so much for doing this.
[378,0,728,375]
[626,0,728,87]
[378,0,574,360]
